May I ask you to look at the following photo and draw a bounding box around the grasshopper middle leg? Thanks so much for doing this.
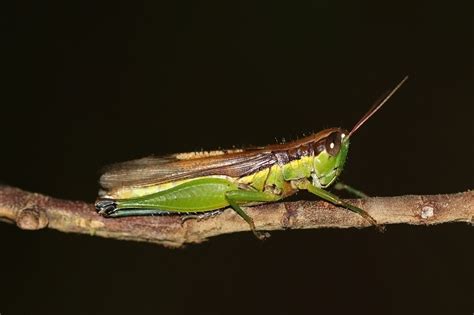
[225,189,281,239]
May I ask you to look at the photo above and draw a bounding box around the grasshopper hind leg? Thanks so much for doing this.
[95,199,174,217]
[95,199,117,216]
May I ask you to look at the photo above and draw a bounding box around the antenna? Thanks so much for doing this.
[348,75,409,138]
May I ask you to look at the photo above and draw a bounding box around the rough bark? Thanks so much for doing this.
[0,185,472,248]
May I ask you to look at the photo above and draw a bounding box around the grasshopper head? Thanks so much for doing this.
[312,76,408,188]
[312,130,349,188]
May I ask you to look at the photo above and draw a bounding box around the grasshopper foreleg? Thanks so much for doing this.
[333,182,370,198]
[296,179,383,231]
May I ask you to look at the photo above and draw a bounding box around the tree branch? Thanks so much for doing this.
[0,185,472,247]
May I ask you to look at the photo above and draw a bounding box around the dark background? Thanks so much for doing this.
[2,1,472,315]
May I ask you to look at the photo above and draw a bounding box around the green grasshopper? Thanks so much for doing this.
[96,76,408,239]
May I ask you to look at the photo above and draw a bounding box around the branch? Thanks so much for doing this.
[0,185,472,248]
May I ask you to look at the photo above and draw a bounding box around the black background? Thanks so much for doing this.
[2,1,473,315]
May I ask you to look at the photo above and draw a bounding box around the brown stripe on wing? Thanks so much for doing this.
[99,150,277,190]
[99,128,343,191]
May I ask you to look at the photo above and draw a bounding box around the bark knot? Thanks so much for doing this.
[16,206,49,230]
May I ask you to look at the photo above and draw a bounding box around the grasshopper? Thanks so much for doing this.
[96,76,408,239]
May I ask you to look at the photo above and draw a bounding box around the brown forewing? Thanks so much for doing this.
[99,128,341,191]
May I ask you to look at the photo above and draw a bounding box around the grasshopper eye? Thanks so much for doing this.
[325,132,342,156]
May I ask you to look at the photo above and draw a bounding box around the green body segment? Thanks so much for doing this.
[97,76,410,236]
[110,176,283,239]
[111,140,350,215]
[118,178,239,212]
[98,134,378,237]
